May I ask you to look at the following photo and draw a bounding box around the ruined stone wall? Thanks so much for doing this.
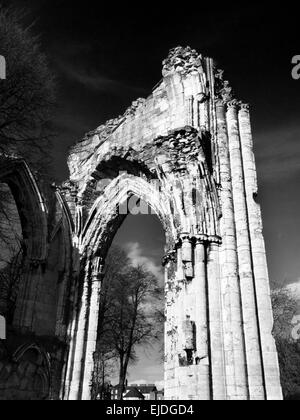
[0,156,74,400]
[68,48,212,191]
[0,342,50,400]
[63,47,283,400]
[0,46,284,400]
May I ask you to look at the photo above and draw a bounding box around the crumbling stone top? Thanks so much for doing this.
[214,69,234,103]
[162,46,204,77]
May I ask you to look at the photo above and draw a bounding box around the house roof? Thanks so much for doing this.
[124,388,145,399]
[137,385,157,394]
[111,384,158,394]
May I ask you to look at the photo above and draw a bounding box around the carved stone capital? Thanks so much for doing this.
[215,99,227,108]
[239,102,250,112]
[180,233,192,244]
[195,234,209,244]
[207,235,222,245]
[227,99,240,111]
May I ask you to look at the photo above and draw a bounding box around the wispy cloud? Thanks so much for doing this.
[286,282,300,299]
[255,123,300,182]
[125,241,164,284]
[57,60,147,96]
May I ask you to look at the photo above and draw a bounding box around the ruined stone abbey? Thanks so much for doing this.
[0,47,283,400]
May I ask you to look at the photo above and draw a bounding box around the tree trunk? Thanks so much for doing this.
[118,356,125,400]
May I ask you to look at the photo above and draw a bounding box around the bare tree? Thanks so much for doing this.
[91,348,114,400]
[97,247,131,342]
[94,246,163,400]
[0,182,24,323]
[0,4,56,321]
[0,3,56,241]
[92,247,130,399]
[0,245,24,324]
[109,264,161,399]
[272,286,300,400]
[0,4,55,172]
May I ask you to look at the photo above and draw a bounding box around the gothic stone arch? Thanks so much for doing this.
[0,155,47,262]
[0,155,48,329]
[0,155,74,400]
[62,46,283,400]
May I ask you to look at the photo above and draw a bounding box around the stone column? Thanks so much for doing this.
[81,257,103,400]
[68,260,91,400]
[194,236,210,400]
[13,260,43,330]
[174,244,186,400]
[226,101,265,400]
[62,254,81,400]
[216,101,248,400]
[181,234,194,279]
[62,283,79,399]
[61,315,76,400]
[207,241,226,400]
[238,104,283,400]
[164,256,177,400]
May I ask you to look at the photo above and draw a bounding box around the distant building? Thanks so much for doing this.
[123,388,145,401]
[156,390,164,400]
[111,384,164,400]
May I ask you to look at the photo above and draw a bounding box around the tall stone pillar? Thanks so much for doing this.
[216,101,248,400]
[181,234,194,279]
[62,255,81,400]
[226,101,265,400]
[164,254,178,400]
[68,261,91,400]
[207,241,226,400]
[174,244,188,400]
[81,257,103,400]
[238,105,283,400]
[194,237,210,400]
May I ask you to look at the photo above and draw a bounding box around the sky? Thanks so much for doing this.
[4,1,300,385]
[111,213,165,388]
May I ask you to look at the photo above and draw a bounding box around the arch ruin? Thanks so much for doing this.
[0,46,283,400]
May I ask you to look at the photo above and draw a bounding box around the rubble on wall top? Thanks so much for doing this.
[153,127,206,173]
[73,98,147,151]
[214,68,234,103]
[162,46,204,77]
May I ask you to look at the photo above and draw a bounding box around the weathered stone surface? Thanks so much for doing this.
[0,343,51,400]
[0,46,283,400]
[63,46,282,401]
